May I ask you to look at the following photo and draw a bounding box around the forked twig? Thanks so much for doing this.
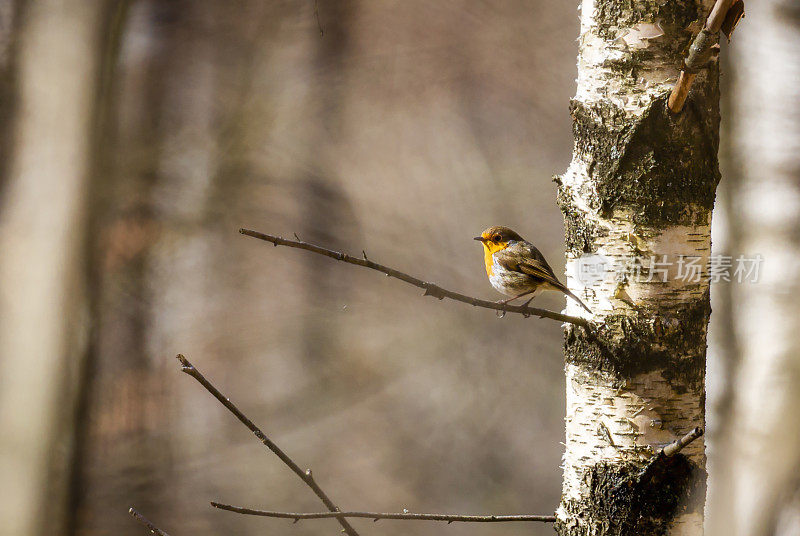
[129,507,171,536]
[175,354,360,536]
[210,502,557,523]
[239,228,591,327]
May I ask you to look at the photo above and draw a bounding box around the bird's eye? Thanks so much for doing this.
[493,235,502,243]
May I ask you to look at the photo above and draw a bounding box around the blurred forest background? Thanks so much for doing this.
[0,1,798,536]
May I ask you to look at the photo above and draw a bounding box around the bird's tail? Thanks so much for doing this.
[559,287,592,314]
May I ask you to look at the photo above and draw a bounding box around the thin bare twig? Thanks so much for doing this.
[129,507,171,536]
[239,228,591,328]
[175,354,360,536]
[211,502,557,523]
[668,0,738,113]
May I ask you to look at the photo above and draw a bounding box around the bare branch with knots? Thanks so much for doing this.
[239,228,590,327]
[175,354,361,536]
[210,502,557,523]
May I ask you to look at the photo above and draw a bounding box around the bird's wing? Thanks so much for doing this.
[496,241,593,313]
[494,242,566,290]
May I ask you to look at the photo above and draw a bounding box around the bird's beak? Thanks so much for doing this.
[473,236,485,242]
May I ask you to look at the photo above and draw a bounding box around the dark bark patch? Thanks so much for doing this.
[556,456,706,535]
[567,95,720,233]
[564,296,710,392]
[601,49,657,83]
[593,0,703,41]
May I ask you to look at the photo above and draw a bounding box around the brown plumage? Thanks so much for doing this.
[474,226,592,314]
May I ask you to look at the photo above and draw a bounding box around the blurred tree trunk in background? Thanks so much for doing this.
[73,2,212,532]
[708,2,800,535]
[0,0,17,194]
[0,1,106,536]
[555,0,719,533]
[299,0,357,368]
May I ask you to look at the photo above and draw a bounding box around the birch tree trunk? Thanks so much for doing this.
[709,2,800,535]
[555,0,719,533]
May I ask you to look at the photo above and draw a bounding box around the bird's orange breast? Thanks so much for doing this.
[484,250,495,277]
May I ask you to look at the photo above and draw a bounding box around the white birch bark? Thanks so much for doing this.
[709,2,800,535]
[556,0,719,533]
[0,2,103,535]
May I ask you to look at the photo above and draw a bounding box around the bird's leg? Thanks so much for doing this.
[496,291,534,306]
[495,291,535,318]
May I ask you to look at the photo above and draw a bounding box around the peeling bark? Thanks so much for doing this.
[555,0,720,534]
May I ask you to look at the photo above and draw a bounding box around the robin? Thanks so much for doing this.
[475,226,591,314]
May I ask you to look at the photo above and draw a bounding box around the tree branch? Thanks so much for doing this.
[175,354,360,536]
[128,507,171,536]
[635,427,705,488]
[662,426,704,458]
[668,0,742,113]
[210,502,557,523]
[607,426,705,517]
[239,228,591,327]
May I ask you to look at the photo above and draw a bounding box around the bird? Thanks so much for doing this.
[474,225,592,314]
